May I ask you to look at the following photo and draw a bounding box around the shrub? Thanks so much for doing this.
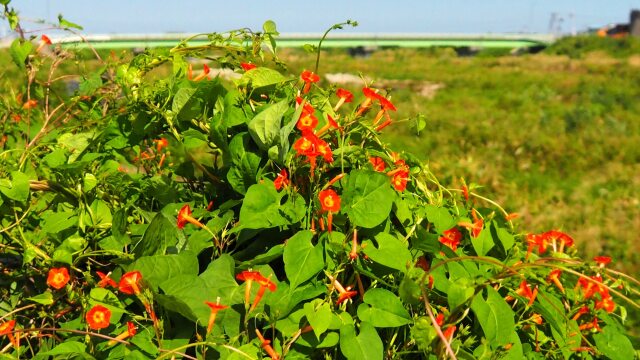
[0,6,638,359]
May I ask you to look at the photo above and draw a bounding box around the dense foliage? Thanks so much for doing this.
[1,5,639,359]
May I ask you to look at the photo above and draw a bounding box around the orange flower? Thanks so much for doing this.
[47,267,70,290]
[439,228,462,251]
[547,269,565,293]
[319,189,341,213]
[36,34,52,52]
[296,112,318,132]
[177,204,206,229]
[192,64,211,81]
[274,169,289,191]
[372,96,396,126]
[0,320,18,347]
[349,228,359,260]
[205,298,228,334]
[300,70,320,94]
[334,88,354,111]
[96,271,117,288]
[461,183,469,201]
[22,99,38,110]
[236,270,263,307]
[108,321,137,346]
[375,119,393,132]
[119,271,143,295]
[255,329,280,360]
[316,114,341,135]
[86,305,111,330]
[577,275,606,300]
[250,274,277,312]
[470,209,483,238]
[369,157,386,172]
[241,62,257,71]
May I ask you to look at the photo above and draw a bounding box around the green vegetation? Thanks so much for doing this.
[280,47,640,278]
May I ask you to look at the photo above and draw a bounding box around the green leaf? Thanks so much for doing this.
[357,288,411,327]
[240,67,287,89]
[172,87,199,121]
[471,227,494,256]
[263,20,279,34]
[227,133,261,194]
[470,287,518,351]
[0,171,30,203]
[125,253,199,291]
[27,292,54,305]
[339,321,383,360]
[593,326,635,360]
[133,212,179,258]
[304,301,333,339]
[342,170,395,228]
[239,181,306,229]
[9,38,32,69]
[361,233,412,272]
[423,205,456,234]
[447,281,474,310]
[494,224,515,251]
[283,230,324,289]
[58,14,84,30]
[41,210,77,234]
[39,341,87,356]
[248,100,288,150]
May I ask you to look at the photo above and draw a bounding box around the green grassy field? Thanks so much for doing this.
[281,46,640,279]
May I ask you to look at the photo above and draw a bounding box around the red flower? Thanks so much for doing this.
[572,305,590,321]
[236,270,263,307]
[205,298,228,334]
[241,62,257,71]
[435,313,445,326]
[274,169,289,191]
[594,256,612,268]
[541,230,574,252]
[442,325,456,341]
[369,157,386,172]
[0,320,18,347]
[292,132,317,156]
[97,271,117,288]
[192,64,211,81]
[328,274,358,305]
[248,273,277,312]
[595,295,615,313]
[177,204,206,229]
[334,88,354,111]
[439,228,462,251]
[154,138,168,152]
[319,189,340,213]
[119,271,143,295]
[356,87,380,116]
[255,329,280,360]
[300,70,320,93]
[391,170,409,191]
[86,305,111,330]
[108,321,137,346]
[47,267,70,290]
[316,139,334,163]
[515,280,538,306]
[41,34,52,45]
[22,99,38,110]
[317,114,341,135]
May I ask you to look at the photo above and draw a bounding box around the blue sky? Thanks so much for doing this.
[5,0,640,35]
